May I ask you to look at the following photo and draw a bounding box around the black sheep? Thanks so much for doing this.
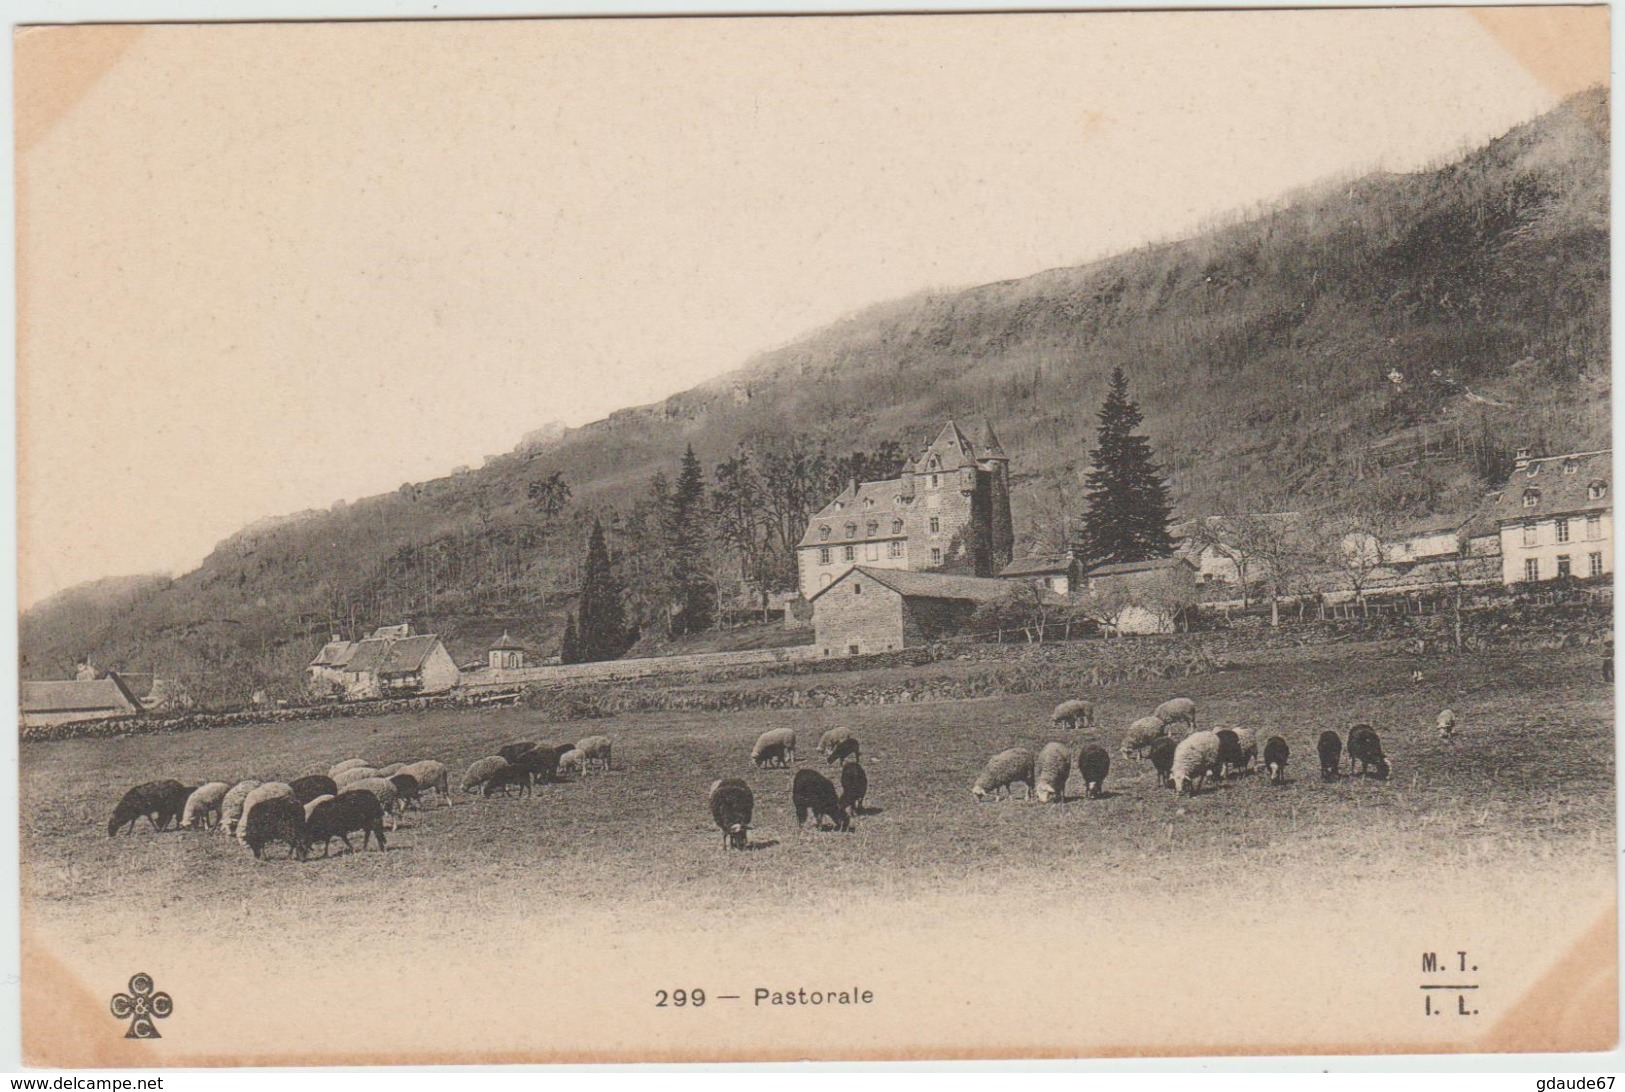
[306,790,387,856]
[792,769,849,831]
[243,796,310,862]
[1317,730,1343,781]
[289,775,338,805]
[389,773,421,810]
[498,740,538,764]
[1263,736,1290,784]
[826,738,861,766]
[512,748,560,784]
[838,762,868,813]
[1077,745,1111,798]
[483,763,533,798]
[708,778,754,850]
[1148,737,1177,788]
[1347,724,1391,779]
[1214,729,1244,779]
[107,780,191,836]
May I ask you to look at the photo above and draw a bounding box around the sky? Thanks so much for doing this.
[14,8,1607,609]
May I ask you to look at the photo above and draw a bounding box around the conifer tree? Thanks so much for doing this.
[559,611,580,665]
[1075,367,1176,569]
[574,519,633,662]
[667,445,714,635]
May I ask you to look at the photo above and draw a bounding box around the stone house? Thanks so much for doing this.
[808,566,1020,657]
[1079,557,1199,634]
[796,419,1014,597]
[999,553,1081,595]
[1488,449,1612,586]
[309,624,461,700]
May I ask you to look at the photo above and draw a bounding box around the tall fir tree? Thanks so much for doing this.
[574,519,634,662]
[559,611,581,665]
[1074,367,1176,570]
[667,445,714,635]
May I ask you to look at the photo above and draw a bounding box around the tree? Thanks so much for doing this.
[574,519,634,662]
[667,446,714,636]
[712,448,776,619]
[527,471,572,518]
[559,611,580,665]
[1020,461,1084,556]
[1245,511,1317,627]
[1321,508,1397,617]
[1074,367,1176,571]
[1190,512,1271,609]
[974,582,1058,644]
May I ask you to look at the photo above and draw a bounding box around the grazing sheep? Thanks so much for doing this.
[303,794,335,820]
[1169,731,1221,796]
[1231,728,1258,771]
[1153,697,1198,731]
[708,778,754,850]
[1214,729,1244,779]
[1317,731,1343,781]
[483,764,533,798]
[1077,745,1111,799]
[971,748,1036,802]
[334,766,381,791]
[398,760,451,807]
[752,728,797,768]
[373,762,406,779]
[289,775,338,805]
[838,762,868,813]
[236,783,295,844]
[1033,742,1072,803]
[1347,725,1391,779]
[242,796,310,862]
[460,756,510,795]
[328,758,370,779]
[1121,716,1169,759]
[1051,699,1095,730]
[512,748,560,785]
[1436,709,1457,740]
[792,769,850,831]
[557,749,584,777]
[1263,736,1290,784]
[108,780,191,836]
[306,791,387,856]
[388,774,421,810]
[826,738,861,766]
[218,780,264,836]
[577,735,613,774]
[181,782,230,830]
[1148,737,1177,788]
[497,741,537,764]
[342,778,403,827]
[818,727,854,756]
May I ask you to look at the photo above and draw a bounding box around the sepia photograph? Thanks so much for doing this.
[11,5,1616,1067]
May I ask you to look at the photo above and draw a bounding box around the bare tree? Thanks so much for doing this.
[1189,513,1270,609]
[1320,507,1398,617]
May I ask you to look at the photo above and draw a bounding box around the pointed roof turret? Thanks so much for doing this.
[490,632,523,652]
[976,417,1008,461]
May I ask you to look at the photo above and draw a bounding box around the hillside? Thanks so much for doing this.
[21,89,1609,703]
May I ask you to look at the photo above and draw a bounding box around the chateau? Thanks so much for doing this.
[796,419,1014,598]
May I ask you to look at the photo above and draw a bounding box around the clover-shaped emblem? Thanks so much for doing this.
[110,973,172,1039]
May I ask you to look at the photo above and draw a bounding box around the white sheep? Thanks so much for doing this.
[557,749,584,777]
[1051,699,1094,730]
[374,762,406,779]
[181,782,230,830]
[236,782,295,844]
[328,758,371,779]
[1437,709,1457,740]
[751,728,797,768]
[1170,731,1220,795]
[398,760,451,807]
[334,766,381,791]
[218,779,264,836]
[1153,697,1198,731]
[576,735,613,774]
[342,778,403,829]
[971,747,1036,801]
[1033,742,1072,803]
[1121,716,1168,759]
[460,756,510,795]
[818,727,854,755]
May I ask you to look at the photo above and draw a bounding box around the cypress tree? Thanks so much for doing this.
[1075,367,1176,570]
[668,445,714,635]
[574,519,633,662]
[559,612,580,665]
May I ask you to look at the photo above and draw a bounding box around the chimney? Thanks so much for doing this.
[1514,447,1531,471]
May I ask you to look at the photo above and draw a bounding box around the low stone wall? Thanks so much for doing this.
[18,692,463,744]
[460,644,820,689]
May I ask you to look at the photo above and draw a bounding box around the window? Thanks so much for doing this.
[819,526,830,541]
[889,541,903,558]
[863,497,874,508]
[1565,459,1579,474]
[1523,489,1540,508]
[818,547,831,565]
[1587,514,1602,540]
[1556,518,1570,543]
[1591,552,1605,578]
[845,522,857,537]
[1525,558,1539,583]
[1590,481,1608,500]
[853,582,862,596]
[1557,555,1571,579]
[843,545,855,562]
[865,543,880,561]
[929,517,941,533]
[820,573,832,587]
[848,645,860,656]
[929,474,939,489]
[930,547,942,564]
[866,521,878,536]
[892,518,904,534]
[1043,577,1055,591]
[1523,520,1538,547]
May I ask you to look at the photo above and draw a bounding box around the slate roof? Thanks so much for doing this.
[798,479,915,548]
[343,639,391,675]
[1488,450,1612,523]
[809,566,1035,605]
[490,632,523,652]
[378,635,443,675]
[21,675,142,716]
[1088,557,1197,578]
[309,640,359,668]
[999,555,1075,578]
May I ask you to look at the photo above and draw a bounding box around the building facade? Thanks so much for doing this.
[998,553,1081,595]
[808,566,1020,657]
[308,624,461,700]
[1490,449,1612,586]
[796,419,1014,597]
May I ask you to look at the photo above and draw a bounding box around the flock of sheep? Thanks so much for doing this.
[969,695,1404,803]
[706,726,869,849]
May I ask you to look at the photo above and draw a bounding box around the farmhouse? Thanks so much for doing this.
[1080,557,1199,634]
[1489,449,1612,587]
[999,553,1080,594]
[808,566,1018,657]
[796,419,1014,597]
[20,673,144,728]
[308,624,460,699]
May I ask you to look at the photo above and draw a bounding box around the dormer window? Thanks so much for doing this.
[866,521,879,536]
[863,497,874,508]
[891,518,904,534]
[1565,459,1579,475]
[844,522,857,537]
[1523,488,1540,508]
[1589,481,1608,500]
[819,526,830,541]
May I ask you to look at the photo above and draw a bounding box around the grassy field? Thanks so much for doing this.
[22,641,1613,930]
